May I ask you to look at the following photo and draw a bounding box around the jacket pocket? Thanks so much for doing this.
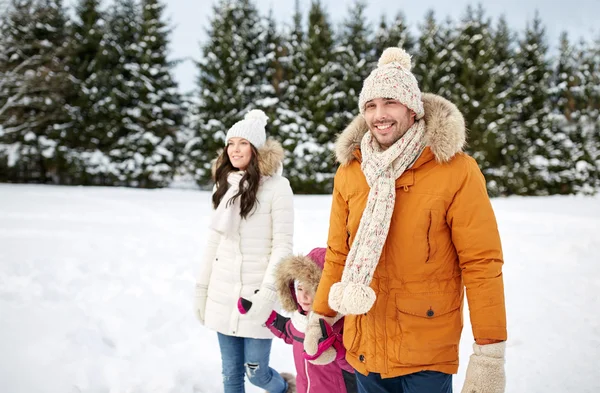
[342,314,363,355]
[394,291,462,366]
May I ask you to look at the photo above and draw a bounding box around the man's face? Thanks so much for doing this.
[363,98,415,150]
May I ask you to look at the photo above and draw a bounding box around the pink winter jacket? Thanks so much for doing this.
[268,311,356,393]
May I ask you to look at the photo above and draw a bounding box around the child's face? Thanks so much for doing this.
[296,283,314,312]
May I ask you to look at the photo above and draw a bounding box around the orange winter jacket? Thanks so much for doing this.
[312,93,507,378]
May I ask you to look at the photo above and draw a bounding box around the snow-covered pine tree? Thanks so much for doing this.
[564,37,600,193]
[509,13,553,195]
[583,36,600,190]
[313,0,371,191]
[187,0,268,186]
[65,0,108,184]
[333,0,371,125]
[483,15,519,195]
[451,5,496,175]
[414,10,456,97]
[298,0,336,193]
[93,0,145,186]
[373,11,415,64]
[543,33,593,194]
[0,0,74,184]
[276,0,310,191]
[122,0,183,187]
[250,8,281,125]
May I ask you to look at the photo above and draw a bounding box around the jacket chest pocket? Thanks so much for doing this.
[394,291,462,366]
[413,209,441,263]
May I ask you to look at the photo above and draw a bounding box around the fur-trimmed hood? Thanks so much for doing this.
[335,93,466,165]
[212,138,285,177]
[274,249,325,313]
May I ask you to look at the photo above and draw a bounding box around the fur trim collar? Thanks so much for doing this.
[274,254,322,313]
[335,93,466,165]
[211,139,284,177]
[257,139,284,176]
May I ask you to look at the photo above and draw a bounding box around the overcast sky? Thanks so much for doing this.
[63,0,600,92]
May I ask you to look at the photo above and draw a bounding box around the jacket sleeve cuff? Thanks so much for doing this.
[472,325,507,341]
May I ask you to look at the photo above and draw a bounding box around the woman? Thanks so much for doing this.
[195,109,295,393]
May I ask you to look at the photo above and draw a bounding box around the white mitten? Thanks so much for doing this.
[195,283,208,324]
[461,342,506,393]
[241,288,278,324]
[303,312,343,365]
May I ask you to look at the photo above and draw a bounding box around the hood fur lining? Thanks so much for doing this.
[335,93,466,165]
[274,254,322,313]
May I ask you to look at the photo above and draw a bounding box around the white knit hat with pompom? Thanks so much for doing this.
[358,47,424,119]
[225,109,269,148]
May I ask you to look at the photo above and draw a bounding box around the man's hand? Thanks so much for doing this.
[303,312,344,365]
[461,341,506,393]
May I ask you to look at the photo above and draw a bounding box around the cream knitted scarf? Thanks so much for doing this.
[328,119,427,315]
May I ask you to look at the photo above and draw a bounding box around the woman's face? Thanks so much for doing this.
[227,137,253,170]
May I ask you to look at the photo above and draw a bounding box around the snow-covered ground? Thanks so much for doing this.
[1,184,599,393]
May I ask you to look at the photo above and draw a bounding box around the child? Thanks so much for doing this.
[238,248,357,393]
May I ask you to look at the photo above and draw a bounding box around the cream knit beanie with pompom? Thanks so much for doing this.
[358,47,424,119]
[225,109,269,148]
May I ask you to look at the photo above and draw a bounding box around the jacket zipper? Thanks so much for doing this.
[234,236,243,335]
[305,358,311,393]
[426,210,431,262]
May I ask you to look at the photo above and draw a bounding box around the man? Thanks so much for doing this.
[303,47,507,393]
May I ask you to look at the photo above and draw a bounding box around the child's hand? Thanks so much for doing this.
[303,312,345,365]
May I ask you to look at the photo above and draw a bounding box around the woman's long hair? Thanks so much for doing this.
[212,144,261,219]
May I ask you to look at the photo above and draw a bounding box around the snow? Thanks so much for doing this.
[0,184,599,393]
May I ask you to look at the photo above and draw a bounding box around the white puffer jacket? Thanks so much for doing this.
[197,140,294,338]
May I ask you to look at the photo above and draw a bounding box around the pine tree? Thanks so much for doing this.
[250,9,281,123]
[451,5,496,174]
[585,36,600,190]
[320,0,371,172]
[187,0,267,186]
[543,33,591,194]
[65,0,108,184]
[568,37,600,193]
[0,0,74,183]
[373,11,415,60]
[297,0,336,193]
[507,13,553,195]
[93,0,144,186]
[123,0,183,187]
[414,10,456,96]
[335,0,371,120]
[275,0,310,191]
[483,15,519,195]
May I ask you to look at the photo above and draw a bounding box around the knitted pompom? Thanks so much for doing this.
[378,47,412,70]
[244,109,269,127]
[329,281,376,315]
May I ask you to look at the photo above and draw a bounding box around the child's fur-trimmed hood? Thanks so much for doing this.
[274,252,324,313]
